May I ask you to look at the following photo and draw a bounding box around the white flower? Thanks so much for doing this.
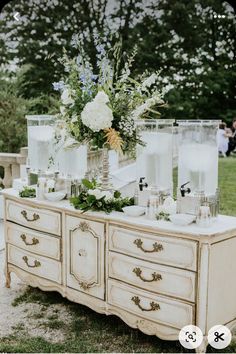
[71,114,78,123]
[131,93,164,120]
[60,106,66,116]
[81,92,113,132]
[142,73,158,89]
[61,88,74,106]
[88,189,103,199]
[100,190,113,201]
[88,189,113,201]
[94,90,109,104]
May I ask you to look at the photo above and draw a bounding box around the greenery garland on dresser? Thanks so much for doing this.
[70,179,134,213]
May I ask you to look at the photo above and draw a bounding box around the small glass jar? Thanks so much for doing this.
[196,205,212,227]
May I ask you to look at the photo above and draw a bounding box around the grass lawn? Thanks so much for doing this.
[0,157,235,353]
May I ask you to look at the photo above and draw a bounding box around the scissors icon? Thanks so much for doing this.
[214,331,225,342]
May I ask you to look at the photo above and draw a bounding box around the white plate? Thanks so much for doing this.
[122,206,145,217]
[44,191,66,202]
[169,213,196,226]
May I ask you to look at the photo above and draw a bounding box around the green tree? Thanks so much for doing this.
[0,67,59,152]
[0,0,235,123]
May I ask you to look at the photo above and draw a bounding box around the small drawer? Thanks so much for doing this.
[8,244,62,284]
[109,252,196,302]
[109,225,197,271]
[6,222,61,261]
[6,199,61,236]
[108,279,194,330]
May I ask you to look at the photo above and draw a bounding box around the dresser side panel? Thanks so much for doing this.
[207,236,236,330]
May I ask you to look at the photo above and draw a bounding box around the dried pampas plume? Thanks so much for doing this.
[104,128,123,153]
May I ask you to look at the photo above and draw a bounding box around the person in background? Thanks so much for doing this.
[217,122,232,157]
[226,118,236,156]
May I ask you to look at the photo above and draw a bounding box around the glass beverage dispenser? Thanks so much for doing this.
[26,115,55,173]
[136,119,174,194]
[177,120,220,216]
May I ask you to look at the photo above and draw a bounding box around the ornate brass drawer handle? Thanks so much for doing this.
[131,296,160,312]
[133,267,162,282]
[21,210,40,222]
[79,281,93,291]
[134,239,164,253]
[22,256,41,268]
[20,234,39,246]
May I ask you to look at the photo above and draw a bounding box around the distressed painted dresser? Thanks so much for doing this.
[3,189,236,353]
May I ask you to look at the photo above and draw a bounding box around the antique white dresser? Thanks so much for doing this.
[3,189,236,353]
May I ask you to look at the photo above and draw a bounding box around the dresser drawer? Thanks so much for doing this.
[6,222,61,261]
[108,279,194,330]
[109,252,196,302]
[6,199,61,236]
[109,225,197,271]
[8,244,62,284]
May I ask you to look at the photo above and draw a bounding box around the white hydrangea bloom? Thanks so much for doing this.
[81,91,113,132]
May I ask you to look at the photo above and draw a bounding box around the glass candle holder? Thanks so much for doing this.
[177,120,220,196]
[26,115,55,173]
[136,119,174,193]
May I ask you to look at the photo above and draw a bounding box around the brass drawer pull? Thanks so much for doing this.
[131,296,160,312]
[79,281,94,291]
[21,210,40,222]
[22,256,41,268]
[133,267,162,282]
[20,234,39,246]
[134,239,164,253]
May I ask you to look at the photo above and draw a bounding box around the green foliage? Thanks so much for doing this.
[4,282,236,352]
[70,178,134,213]
[19,186,36,198]
[0,0,235,124]
[156,211,171,221]
[0,71,28,153]
[0,67,60,153]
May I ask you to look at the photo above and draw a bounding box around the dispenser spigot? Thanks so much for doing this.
[139,177,148,191]
[180,181,191,197]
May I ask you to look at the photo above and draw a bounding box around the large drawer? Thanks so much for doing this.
[6,222,61,261]
[109,225,197,271]
[108,279,194,330]
[109,252,196,302]
[6,199,61,236]
[8,244,62,284]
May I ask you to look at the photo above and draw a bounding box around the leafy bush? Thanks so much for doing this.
[0,67,60,153]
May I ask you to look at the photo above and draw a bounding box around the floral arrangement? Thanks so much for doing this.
[53,34,165,153]
[19,186,36,198]
[70,178,134,213]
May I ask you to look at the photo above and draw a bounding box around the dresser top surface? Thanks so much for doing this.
[2,188,236,239]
